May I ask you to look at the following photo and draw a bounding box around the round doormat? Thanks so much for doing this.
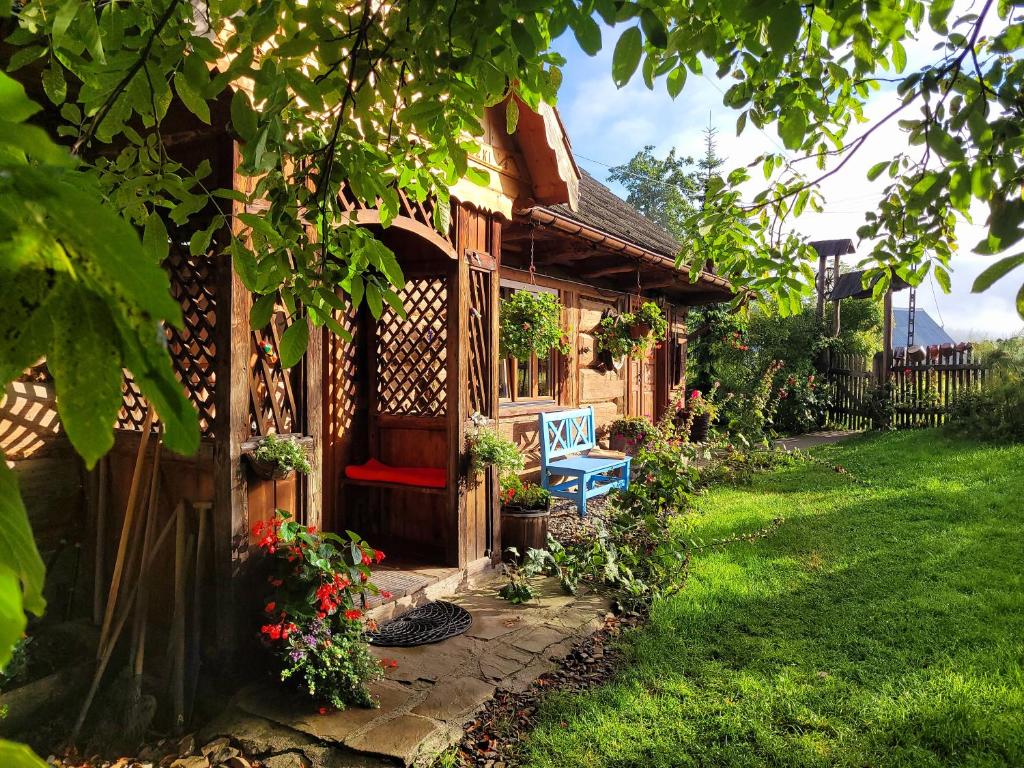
[366,600,472,647]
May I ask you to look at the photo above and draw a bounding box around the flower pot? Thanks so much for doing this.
[609,434,641,456]
[628,321,651,339]
[245,454,295,481]
[689,413,711,443]
[501,499,550,559]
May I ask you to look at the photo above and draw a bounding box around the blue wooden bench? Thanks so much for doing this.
[539,406,630,517]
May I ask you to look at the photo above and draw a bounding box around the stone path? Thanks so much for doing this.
[773,429,861,453]
[203,574,610,768]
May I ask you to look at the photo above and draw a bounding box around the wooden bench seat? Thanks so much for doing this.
[343,458,447,494]
[539,406,630,517]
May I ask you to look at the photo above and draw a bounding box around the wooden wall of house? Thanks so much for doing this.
[496,270,696,478]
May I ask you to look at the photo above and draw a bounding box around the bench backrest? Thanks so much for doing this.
[539,407,596,462]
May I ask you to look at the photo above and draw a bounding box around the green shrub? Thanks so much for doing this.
[948,338,1024,441]
[608,416,659,444]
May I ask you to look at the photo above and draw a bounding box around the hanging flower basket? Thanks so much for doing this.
[593,302,668,361]
[499,291,571,360]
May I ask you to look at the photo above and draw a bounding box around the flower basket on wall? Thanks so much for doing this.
[593,302,668,361]
[243,433,313,481]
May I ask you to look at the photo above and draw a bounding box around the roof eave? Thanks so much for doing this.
[519,206,733,296]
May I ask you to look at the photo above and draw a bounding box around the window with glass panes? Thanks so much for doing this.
[498,284,557,404]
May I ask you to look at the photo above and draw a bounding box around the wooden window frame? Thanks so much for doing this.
[498,281,559,408]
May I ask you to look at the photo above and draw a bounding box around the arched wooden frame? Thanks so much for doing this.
[343,209,457,261]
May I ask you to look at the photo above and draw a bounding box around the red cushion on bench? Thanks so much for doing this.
[344,459,447,489]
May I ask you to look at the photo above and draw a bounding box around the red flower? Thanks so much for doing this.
[381,591,393,600]
[361,552,372,566]
[307,525,318,535]
[318,707,329,715]
[690,389,701,399]
[360,572,368,583]
[344,609,362,620]
[264,602,276,614]
[374,550,385,564]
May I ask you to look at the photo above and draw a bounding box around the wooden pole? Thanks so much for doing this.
[92,456,109,626]
[98,408,155,655]
[831,252,842,336]
[815,250,828,321]
[171,503,190,731]
[71,504,179,745]
[882,286,894,385]
[132,438,162,679]
[186,501,211,721]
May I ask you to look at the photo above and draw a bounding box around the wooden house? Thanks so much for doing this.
[2,95,730,662]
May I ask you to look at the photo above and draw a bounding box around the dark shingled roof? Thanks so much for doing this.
[544,170,681,258]
[831,269,911,301]
[810,239,856,258]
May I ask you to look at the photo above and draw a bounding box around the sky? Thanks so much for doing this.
[549,18,1024,342]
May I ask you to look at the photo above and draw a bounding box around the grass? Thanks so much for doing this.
[521,431,1024,767]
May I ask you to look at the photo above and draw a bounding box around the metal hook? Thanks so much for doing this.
[529,224,537,285]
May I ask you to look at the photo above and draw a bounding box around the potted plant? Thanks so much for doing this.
[629,301,668,340]
[680,386,719,443]
[253,511,386,711]
[593,303,668,361]
[607,416,659,455]
[500,474,551,558]
[247,433,312,480]
[499,291,571,360]
[467,423,525,476]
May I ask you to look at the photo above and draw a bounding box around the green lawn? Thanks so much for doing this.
[522,431,1024,767]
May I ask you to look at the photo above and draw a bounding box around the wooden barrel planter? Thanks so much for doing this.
[689,413,711,443]
[501,501,550,559]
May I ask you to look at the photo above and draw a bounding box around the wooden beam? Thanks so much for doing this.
[213,139,252,658]
[581,263,637,279]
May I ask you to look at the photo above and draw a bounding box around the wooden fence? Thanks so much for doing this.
[826,353,874,430]
[826,347,987,430]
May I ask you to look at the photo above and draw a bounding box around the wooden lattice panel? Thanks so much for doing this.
[467,269,491,416]
[116,248,217,436]
[376,278,447,417]
[249,310,299,437]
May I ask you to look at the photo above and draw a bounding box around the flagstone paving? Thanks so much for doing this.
[205,574,611,767]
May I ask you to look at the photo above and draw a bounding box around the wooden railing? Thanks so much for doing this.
[825,347,987,430]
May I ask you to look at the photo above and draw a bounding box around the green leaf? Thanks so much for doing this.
[41,61,66,106]
[1017,283,1024,320]
[51,0,79,49]
[573,16,602,56]
[612,27,643,87]
[142,213,169,264]
[640,9,668,49]
[778,108,807,150]
[867,161,888,181]
[0,461,46,621]
[230,88,258,142]
[933,265,951,293]
[278,318,308,368]
[505,98,519,135]
[0,72,41,123]
[47,285,123,468]
[891,40,907,72]
[971,253,1024,293]
[0,738,47,768]
[174,73,210,124]
[465,167,490,187]
[365,282,383,318]
[232,240,258,291]
[767,4,802,54]
[250,293,277,330]
[666,66,686,98]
